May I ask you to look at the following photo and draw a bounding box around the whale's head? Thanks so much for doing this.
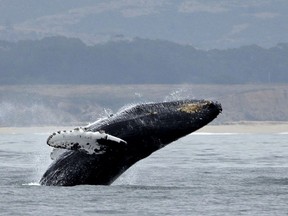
[91,100,222,150]
[148,100,221,135]
[130,100,221,144]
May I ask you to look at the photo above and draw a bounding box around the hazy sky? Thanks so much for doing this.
[0,0,287,49]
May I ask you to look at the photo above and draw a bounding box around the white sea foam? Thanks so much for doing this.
[23,182,40,186]
[192,132,239,136]
[278,132,288,135]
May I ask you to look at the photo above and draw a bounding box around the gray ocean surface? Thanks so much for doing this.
[0,130,288,216]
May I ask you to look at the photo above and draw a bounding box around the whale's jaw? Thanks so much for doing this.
[40,100,222,186]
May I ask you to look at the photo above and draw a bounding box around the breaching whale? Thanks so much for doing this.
[40,100,222,186]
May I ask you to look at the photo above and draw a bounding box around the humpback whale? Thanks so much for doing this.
[40,100,222,186]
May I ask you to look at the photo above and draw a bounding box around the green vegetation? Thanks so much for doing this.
[0,36,287,84]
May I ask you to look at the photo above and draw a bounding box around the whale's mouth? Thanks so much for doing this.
[211,101,222,113]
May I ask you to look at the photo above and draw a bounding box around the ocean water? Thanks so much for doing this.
[0,130,288,215]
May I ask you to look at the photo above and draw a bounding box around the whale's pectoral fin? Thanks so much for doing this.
[47,128,127,155]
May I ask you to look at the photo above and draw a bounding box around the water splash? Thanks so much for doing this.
[32,138,53,184]
[164,88,192,102]
[134,92,142,98]
[22,182,41,186]
[0,100,76,126]
[113,166,141,186]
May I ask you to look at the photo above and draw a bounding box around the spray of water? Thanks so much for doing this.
[164,87,194,102]
[113,164,141,186]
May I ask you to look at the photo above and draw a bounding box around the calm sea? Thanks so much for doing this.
[0,130,288,215]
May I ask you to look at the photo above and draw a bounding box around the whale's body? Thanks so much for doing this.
[40,100,222,186]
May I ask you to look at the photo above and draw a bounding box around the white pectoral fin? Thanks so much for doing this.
[47,128,126,155]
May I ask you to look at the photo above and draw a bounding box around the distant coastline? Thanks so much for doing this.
[1,121,288,134]
[1,84,288,126]
[198,121,288,134]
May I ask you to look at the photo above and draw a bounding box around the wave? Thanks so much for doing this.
[33,132,51,136]
[277,132,288,135]
[22,182,40,186]
[191,132,239,136]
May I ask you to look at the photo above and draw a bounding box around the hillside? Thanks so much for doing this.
[0,37,288,85]
[0,0,287,49]
[0,84,287,126]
